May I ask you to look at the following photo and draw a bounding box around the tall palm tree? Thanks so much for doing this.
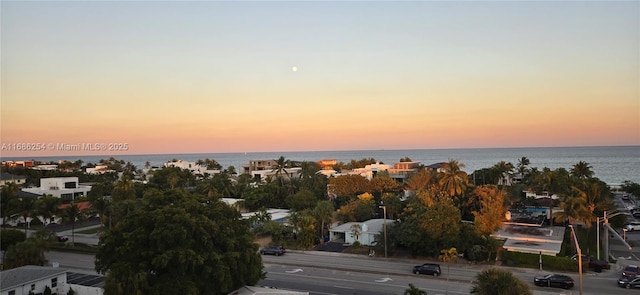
[34,194,61,226]
[492,161,514,185]
[439,247,458,295]
[571,161,594,179]
[438,159,469,199]
[18,197,35,235]
[517,157,530,180]
[60,203,81,245]
[1,182,21,225]
[313,201,334,242]
[553,195,592,228]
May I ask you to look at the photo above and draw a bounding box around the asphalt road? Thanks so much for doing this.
[46,250,627,295]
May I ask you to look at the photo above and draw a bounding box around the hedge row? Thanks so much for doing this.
[501,250,581,272]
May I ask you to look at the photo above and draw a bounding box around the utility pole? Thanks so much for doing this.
[379,204,387,258]
[569,225,583,295]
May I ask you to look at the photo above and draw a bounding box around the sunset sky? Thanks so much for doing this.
[1,1,639,157]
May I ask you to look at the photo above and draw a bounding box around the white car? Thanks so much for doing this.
[626,222,640,231]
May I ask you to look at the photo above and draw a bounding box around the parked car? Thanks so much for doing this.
[626,222,640,231]
[633,212,640,219]
[618,277,640,289]
[570,254,609,272]
[260,246,286,256]
[533,274,574,289]
[623,194,630,201]
[412,263,441,276]
[622,265,640,279]
[56,235,69,242]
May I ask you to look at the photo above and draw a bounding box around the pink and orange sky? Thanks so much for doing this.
[1,1,639,157]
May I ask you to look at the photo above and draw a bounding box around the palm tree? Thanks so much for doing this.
[18,197,35,235]
[438,159,469,199]
[404,283,428,295]
[571,161,594,179]
[272,156,291,182]
[60,203,81,245]
[34,195,61,226]
[553,195,592,228]
[517,157,530,180]
[350,223,362,242]
[1,182,21,225]
[491,161,514,185]
[439,247,458,295]
[112,175,135,201]
[313,201,334,243]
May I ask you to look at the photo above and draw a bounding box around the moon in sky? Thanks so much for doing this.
[292,66,298,72]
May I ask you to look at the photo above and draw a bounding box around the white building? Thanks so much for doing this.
[0,265,67,295]
[163,160,220,176]
[22,177,91,201]
[0,173,27,186]
[85,165,115,174]
[328,219,389,246]
[0,266,104,295]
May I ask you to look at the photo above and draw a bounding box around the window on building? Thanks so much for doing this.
[31,284,35,290]
[64,181,76,189]
[52,277,58,287]
[9,290,16,295]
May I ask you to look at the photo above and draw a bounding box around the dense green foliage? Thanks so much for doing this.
[95,189,264,295]
[470,268,532,295]
[0,229,27,251]
[501,250,578,271]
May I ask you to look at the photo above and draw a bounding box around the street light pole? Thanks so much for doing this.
[569,225,584,295]
[379,205,387,258]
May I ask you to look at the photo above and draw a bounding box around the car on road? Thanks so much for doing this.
[618,277,640,289]
[412,263,441,276]
[56,235,69,242]
[533,274,574,289]
[622,265,640,279]
[626,222,640,231]
[260,246,286,256]
[623,194,630,201]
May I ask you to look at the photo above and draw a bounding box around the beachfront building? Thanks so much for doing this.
[387,161,421,183]
[242,159,278,175]
[0,172,27,186]
[241,159,303,181]
[163,160,220,177]
[85,165,116,174]
[21,177,91,201]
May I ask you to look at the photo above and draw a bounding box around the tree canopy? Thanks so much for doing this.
[95,189,264,295]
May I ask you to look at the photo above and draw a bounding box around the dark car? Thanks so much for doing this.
[56,235,68,242]
[260,246,285,256]
[622,265,640,279]
[412,263,441,276]
[619,277,640,289]
[533,274,574,289]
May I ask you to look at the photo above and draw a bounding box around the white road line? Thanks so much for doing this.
[332,285,355,289]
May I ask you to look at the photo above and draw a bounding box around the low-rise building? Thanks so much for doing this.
[22,177,91,201]
[329,219,390,246]
[0,173,27,186]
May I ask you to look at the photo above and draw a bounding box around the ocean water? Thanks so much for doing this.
[2,146,639,185]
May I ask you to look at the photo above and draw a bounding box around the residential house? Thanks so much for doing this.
[0,265,67,295]
[0,266,104,295]
[329,219,389,246]
[0,173,27,186]
[22,177,91,201]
